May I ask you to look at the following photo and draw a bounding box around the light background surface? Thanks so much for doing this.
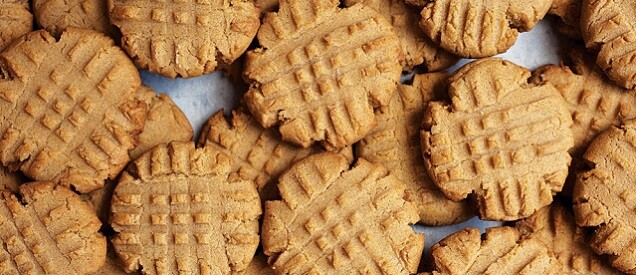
[141,20,562,252]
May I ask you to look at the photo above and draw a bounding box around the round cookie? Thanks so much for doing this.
[0,182,106,274]
[532,48,636,159]
[421,58,574,221]
[344,0,458,72]
[110,142,261,274]
[108,0,260,78]
[515,201,621,274]
[0,166,25,192]
[33,0,118,38]
[0,0,32,51]
[581,0,636,89]
[357,72,472,225]
[428,227,563,274]
[419,0,552,58]
[262,152,424,274]
[0,29,146,193]
[243,0,402,149]
[548,0,582,39]
[573,119,636,273]
[198,109,337,202]
[128,85,193,160]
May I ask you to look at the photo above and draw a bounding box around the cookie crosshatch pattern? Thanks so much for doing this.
[108,0,260,78]
[111,142,261,274]
[0,29,145,193]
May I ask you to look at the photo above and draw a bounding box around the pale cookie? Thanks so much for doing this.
[344,0,458,71]
[549,0,582,39]
[532,48,636,159]
[199,109,326,202]
[262,152,424,274]
[420,0,552,58]
[428,227,562,274]
[357,72,472,226]
[581,0,636,89]
[0,182,106,274]
[573,119,636,273]
[0,0,32,51]
[421,58,574,221]
[516,201,621,274]
[244,0,402,149]
[0,29,146,193]
[242,252,274,275]
[111,142,261,274]
[33,0,118,38]
[108,0,260,78]
[0,166,24,192]
[129,85,193,160]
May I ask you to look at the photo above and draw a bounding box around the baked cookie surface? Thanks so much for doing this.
[262,152,424,274]
[33,0,118,38]
[0,0,32,51]
[108,0,260,78]
[244,0,402,149]
[574,119,636,273]
[111,142,261,274]
[0,182,106,274]
[421,58,574,221]
[357,72,472,225]
[0,29,145,193]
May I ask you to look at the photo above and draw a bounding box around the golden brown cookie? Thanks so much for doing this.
[108,0,260,78]
[532,48,636,159]
[581,0,636,89]
[198,109,324,202]
[0,166,25,192]
[428,227,563,274]
[515,201,621,274]
[344,0,458,72]
[357,72,472,226]
[111,142,261,274]
[421,58,574,221]
[129,85,193,160]
[262,152,424,274]
[244,0,402,149]
[242,252,274,275]
[83,179,117,224]
[0,29,146,193]
[419,0,552,58]
[93,243,129,275]
[33,0,118,38]
[254,0,279,14]
[0,182,106,274]
[573,119,636,273]
[0,0,32,51]
[548,0,582,39]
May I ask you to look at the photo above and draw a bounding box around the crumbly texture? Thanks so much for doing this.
[421,58,574,221]
[243,0,402,149]
[129,85,193,160]
[241,252,274,275]
[198,109,328,202]
[0,166,24,192]
[0,182,106,274]
[419,0,552,58]
[33,0,118,38]
[108,0,260,78]
[262,152,424,274]
[429,227,563,274]
[254,0,279,14]
[581,0,636,89]
[515,202,621,274]
[0,29,146,193]
[0,0,32,51]
[111,142,261,274]
[573,119,636,273]
[344,0,457,71]
[357,72,472,226]
[531,48,636,159]
[548,0,582,39]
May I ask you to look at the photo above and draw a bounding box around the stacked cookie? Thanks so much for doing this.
[1,0,636,274]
